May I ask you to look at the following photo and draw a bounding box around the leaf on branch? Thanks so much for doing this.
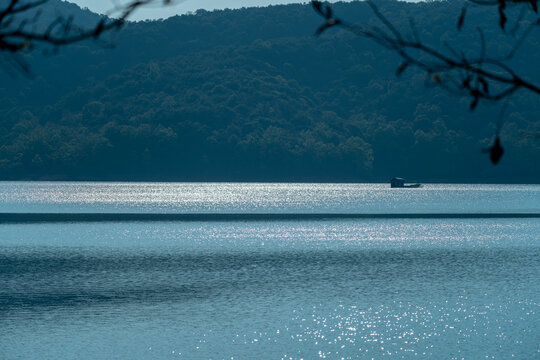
[93,20,105,37]
[325,5,333,19]
[396,62,408,76]
[498,1,507,29]
[529,0,538,13]
[457,6,466,30]
[312,1,324,16]
[482,137,504,164]
[470,96,479,110]
[462,76,471,89]
[479,77,489,95]
[312,0,332,18]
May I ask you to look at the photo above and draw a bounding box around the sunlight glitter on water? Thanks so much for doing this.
[0,218,538,250]
[1,218,539,359]
[278,298,538,359]
[0,182,539,213]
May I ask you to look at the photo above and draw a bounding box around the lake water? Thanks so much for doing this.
[0,183,539,359]
[1,182,539,214]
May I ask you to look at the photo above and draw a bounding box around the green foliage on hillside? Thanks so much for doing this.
[1,0,539,181]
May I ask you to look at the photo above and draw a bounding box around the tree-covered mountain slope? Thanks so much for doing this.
[1,0,539,181]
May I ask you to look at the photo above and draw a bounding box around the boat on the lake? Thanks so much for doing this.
[390,177,421,188]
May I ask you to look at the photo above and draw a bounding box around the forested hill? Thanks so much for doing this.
[1,0,539,182]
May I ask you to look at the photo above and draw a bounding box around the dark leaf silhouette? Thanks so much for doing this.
[529,0,538,12]
[479,77,489,95]
[498,1,507,29]
[396,62,409,76]
[312,1,341,35]
[312,0,324,16]
[470,96,479,110]
[325,5,333,19]
[483,137,504,164]
[457,6,467,29]
[312,0,334,19]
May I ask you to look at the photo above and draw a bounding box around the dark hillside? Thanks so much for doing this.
[1,0,539,181]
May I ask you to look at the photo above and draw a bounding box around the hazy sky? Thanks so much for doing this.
[69,1,321,20]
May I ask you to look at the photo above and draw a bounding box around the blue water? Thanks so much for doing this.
[0,183,539,359]
[1,182,539,214]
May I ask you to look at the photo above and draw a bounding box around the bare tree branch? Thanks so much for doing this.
[0,0,174,73]
[311,0,540,164]
[312,0,540,102]
[467,0,539,30]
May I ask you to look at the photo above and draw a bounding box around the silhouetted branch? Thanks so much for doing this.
[311,0,540,164]
[467,0,538,30]
[312,0,540,102]
[0,0,173,73]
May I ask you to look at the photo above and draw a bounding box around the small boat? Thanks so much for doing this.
[390,177,421,188]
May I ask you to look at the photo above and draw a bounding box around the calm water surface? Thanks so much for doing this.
[0,183,539,359]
